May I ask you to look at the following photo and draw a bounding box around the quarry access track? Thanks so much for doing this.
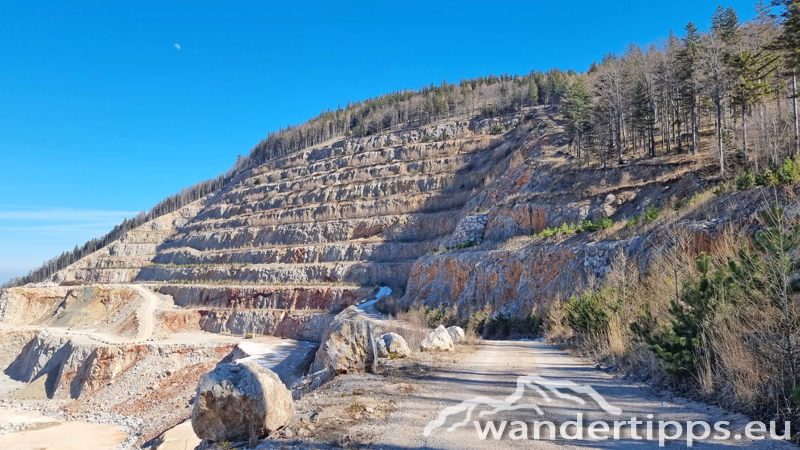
[0,284,160,346]
[369,340,793,449]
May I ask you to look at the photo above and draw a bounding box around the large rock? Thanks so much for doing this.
[376,337,389,358]
[311,306,378,374]
[446,326,465,343]
[191,362,294,443]
[380,332,410,358]
[420,325,454,352]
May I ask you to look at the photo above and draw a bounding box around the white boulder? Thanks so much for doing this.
[420,325,454,352]
[380,332,410,358]
[446,326,465,343]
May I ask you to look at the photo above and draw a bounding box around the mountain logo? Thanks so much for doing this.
[423,374,622,437]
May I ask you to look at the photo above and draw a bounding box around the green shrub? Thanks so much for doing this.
[441,132,450,141]
[736,169,755,191]
[446,240,478,250]
[253,178,261,185]
[482,312,544,339]
[536,219,612,238]
[421,135,432,143]
[565,286,618,334]
[674,192,698,210]
[775,157,800,184]
[425,306,457,328]
[401,139,407,145]
[713,183,727,196]
[576,218,613,233]
[755,170,777,186]
[539,228,555,238]
[556,222,577,234]
[467,310,489,334]
[626,214,640,228]
[491,123,506,134]
[597,217,613,229]
[643,204,661,222]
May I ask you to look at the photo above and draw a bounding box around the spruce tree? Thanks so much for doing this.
[679,22,702,155]
[563,78,589,157]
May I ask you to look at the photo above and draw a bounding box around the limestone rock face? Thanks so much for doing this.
[449,214,488,247]
[311,306,377,374]
[191,362,294,442]
[376,336,389,358]
[446,326,465,343]
[380,332,410,358]
[420,325,454,352]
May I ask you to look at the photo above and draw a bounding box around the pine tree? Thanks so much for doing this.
[633,253,730,376]
[752,202,800,385]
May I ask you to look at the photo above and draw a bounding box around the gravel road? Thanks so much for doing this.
[370,340,794,449]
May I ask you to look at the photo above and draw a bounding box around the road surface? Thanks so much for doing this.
[371,340,793,449]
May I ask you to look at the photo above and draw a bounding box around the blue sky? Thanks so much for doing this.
[0,1,760,282]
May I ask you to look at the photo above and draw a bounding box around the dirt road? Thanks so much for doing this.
[371,340,793,449]
[0,284,160,345]
[126,284,158,342]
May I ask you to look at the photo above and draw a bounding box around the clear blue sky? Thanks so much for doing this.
[0,0,759,282]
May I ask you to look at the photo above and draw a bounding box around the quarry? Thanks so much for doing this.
[1,106,797,449]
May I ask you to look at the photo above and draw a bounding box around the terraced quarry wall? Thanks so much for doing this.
[3,106,793,447]
[18,107,747,324]
[44,111,545,309]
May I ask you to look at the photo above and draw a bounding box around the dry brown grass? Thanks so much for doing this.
[388,308,431,352]
[549,221,800,425]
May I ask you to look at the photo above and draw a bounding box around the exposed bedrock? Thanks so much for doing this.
[0,285,142,337]
[197,190,474,226]
[199,310,333,342]
[168,213,457,250]
[153,241,439,266]
[49,202,204,284]
[154,284,370,310]
[137,262,412,287]
[0,286,75,324]
[405,239,640,318]
[157,309,334,342]
[52,268,142,284]
[1,330,234,401]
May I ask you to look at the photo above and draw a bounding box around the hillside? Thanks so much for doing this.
[2,94,800,447]
[6,3,800,445]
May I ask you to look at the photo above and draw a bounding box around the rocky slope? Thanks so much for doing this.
[2,105,777,446]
